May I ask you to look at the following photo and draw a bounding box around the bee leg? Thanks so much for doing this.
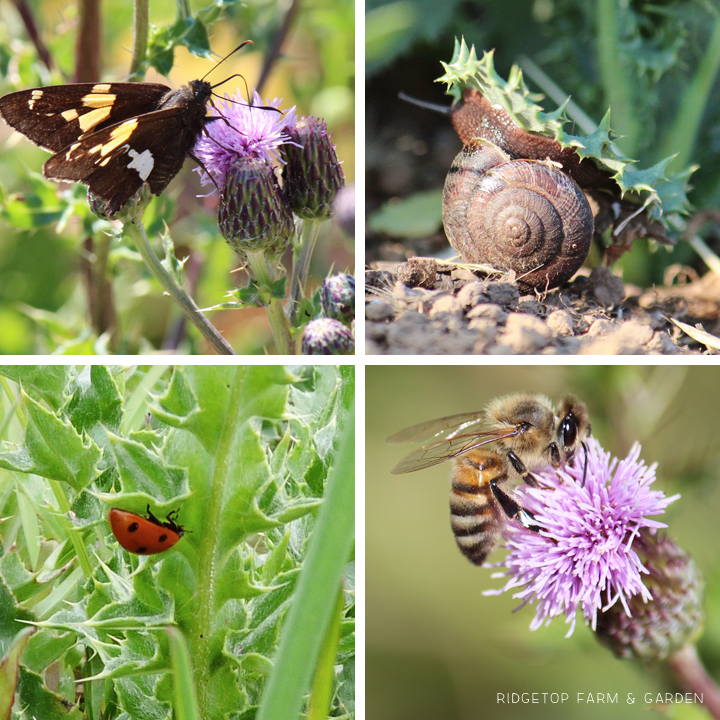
[506,451,540,488]
[490,478,540,533]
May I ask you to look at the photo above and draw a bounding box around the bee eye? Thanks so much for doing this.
[561,415,577,449]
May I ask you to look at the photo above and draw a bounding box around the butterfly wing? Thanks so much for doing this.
[2,81,210,216]
[0,83,170,152]
[43,105,200,215]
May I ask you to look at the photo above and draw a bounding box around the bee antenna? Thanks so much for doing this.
[581,441,588,488]
[201,40,253,82]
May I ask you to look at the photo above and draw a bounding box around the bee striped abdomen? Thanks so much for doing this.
[449,450,506,566]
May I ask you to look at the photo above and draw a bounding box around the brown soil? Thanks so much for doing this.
[365,259,720,355]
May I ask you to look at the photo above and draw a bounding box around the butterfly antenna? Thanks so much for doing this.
[210,74,283,115]
[201,40,253,82]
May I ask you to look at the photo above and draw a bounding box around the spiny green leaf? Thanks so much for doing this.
[437,38,693,228]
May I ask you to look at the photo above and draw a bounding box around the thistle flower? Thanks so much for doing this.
[596,532,704,661]
[320,274,355,325]
[193,91,297,192]
[485,438,679,637]
[281,116,345,220]
[302,318,354,355]
[192,91,298,258]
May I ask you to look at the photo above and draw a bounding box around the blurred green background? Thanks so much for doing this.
[0,0,354,354]
[367,365,720,719]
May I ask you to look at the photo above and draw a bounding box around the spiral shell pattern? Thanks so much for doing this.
[443,140,594,290]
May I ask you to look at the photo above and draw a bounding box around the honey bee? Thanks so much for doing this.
[388,393,590,566]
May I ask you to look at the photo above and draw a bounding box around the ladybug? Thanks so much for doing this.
[108,505,184,555]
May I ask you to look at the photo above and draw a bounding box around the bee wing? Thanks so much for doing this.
[390,427,518,474]
[386,412,486,445]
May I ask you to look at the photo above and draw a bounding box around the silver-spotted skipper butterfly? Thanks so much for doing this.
[0,41,251,217]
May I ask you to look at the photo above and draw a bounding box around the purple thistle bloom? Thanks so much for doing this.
[193,90,297,192]
[485,438,679,637]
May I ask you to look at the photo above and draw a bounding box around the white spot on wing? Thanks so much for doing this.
[127,148,154,180]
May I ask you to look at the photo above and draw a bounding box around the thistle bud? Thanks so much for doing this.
[302,318,354,355]
[320,274,355,325]
[218,157,294,259]
[281,116,345,220]
[88,185,151,220]
[596,531,704,661]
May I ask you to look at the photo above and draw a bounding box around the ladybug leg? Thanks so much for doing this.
[145,504,163,525]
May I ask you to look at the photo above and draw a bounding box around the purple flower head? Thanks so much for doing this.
[485,438,679,637]
[193,90,298,192]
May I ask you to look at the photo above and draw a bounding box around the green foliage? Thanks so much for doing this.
[0,365,355,719]
[368,189,444,238]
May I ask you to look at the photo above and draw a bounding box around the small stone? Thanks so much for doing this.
[468,317,499,344]
[365,301,394,322]
[433,275,455,292]
[587,318,617,338]
[517,297,543,316]
[429,294,461,316]
[395,310,430,327]
[496,313,551,353]
[586,266,625,306]
[485,281,519,308]
[506,313,552,341]
[457,282,487,308]
[546,309,575,337]
[617,320,654,347]
[555,335,581,354]
[396,257,437,288]
[366,322,389,342]
[467,303,507,324]
[646,330,683,354]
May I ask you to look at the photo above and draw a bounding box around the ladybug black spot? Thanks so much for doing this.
[137,546,147,553]
[129,522,139,532]
[159,533,168,543]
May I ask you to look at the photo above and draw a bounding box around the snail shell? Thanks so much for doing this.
[443,139,594,291]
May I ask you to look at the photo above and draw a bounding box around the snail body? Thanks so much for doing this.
[443,138,594,291]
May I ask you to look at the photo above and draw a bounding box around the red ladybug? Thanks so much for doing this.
[108,505,184,555]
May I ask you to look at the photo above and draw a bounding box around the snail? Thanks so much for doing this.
[443,137,594,291]
[403,87,672,291]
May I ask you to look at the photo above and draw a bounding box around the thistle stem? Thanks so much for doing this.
[666,645,720,720]
[245,250,295,354]
[123,219,236,355]
[288,219,321,326]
